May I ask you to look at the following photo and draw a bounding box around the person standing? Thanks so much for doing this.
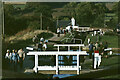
[104,42,108,49]
[57,28,60,37]
[104,42,108,58]
[89,42,94,59]
[5,49,12,62]
[95,42,99,50]
[5,49,12,69]
[32,35,38,46]
[38,41,43,51]
[71,17,75,26]
[88,38,91,45]
[43,42,47,51]
[11,49,19,71]
[40,37,44,43]
[60,27,63,34]
[99,42,104,56]
[18,48,25,69]
[94,31,97,36]
[94,48,101,69]
[64,29,66,36]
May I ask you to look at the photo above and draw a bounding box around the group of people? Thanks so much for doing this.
[57,28,68,37]
[32,35,48,51]
[89,41,108,59]
[5,48,25,71]
[57,25,73,37]
[89,41,108,69]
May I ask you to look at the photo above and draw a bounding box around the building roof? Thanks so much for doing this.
[57,20,70,28]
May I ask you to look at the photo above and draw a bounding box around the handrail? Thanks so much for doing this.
[27,51,87,74]
[27,51,87,55]
[54,44,84,47]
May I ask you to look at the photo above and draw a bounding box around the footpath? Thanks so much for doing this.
[48,33,65,41]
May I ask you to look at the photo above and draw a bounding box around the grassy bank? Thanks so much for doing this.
[84,34,118,48]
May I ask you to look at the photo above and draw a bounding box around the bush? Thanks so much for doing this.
[28,21,40,30]
[5,14,28,36]
[92,14,104,27]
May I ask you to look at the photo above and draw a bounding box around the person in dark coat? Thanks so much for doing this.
[89,42,94,59]
[38,41,43,51]
[99,42,104,56]
[32,35,38,46]
[104,42,108,58]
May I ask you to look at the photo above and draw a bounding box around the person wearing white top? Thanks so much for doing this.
[43,42,47,51]
[88,38,90,45]
[40,37,44,43]
[5,49,12,69]
[71,17,75,26]
[18,49,25,60]
[94,31,97,36]
[18,48,25,68]
[57,28,60,37]
[5,49,11,60]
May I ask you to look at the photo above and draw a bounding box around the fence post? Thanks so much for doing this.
[56,54,59,74]
[35,54,38,73]
[74,38,75,43]
[58,46,59,52]
[68,46,70,51]
[77,54,79,74]
[79,46,80,51]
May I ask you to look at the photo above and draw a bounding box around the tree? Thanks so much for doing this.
[112,3,118,14]
[25,3,55,31]
[90,3,106,27]
[106,16,118,28]
[112,3,119,24]
[4,4,15,15]
[4,4,28,35]
[63,2,77,17]
[119,2,120,23]
[92,14,104,27]
[63,2,109,27]
[75,2,94,26]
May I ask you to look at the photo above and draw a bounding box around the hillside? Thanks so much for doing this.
[5,29,55,43]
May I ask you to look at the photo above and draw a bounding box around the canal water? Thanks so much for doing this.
[53,74,77,79]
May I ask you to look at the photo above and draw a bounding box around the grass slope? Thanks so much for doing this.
[84,34,118,48]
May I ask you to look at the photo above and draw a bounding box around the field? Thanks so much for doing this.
[84,33,118,48]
